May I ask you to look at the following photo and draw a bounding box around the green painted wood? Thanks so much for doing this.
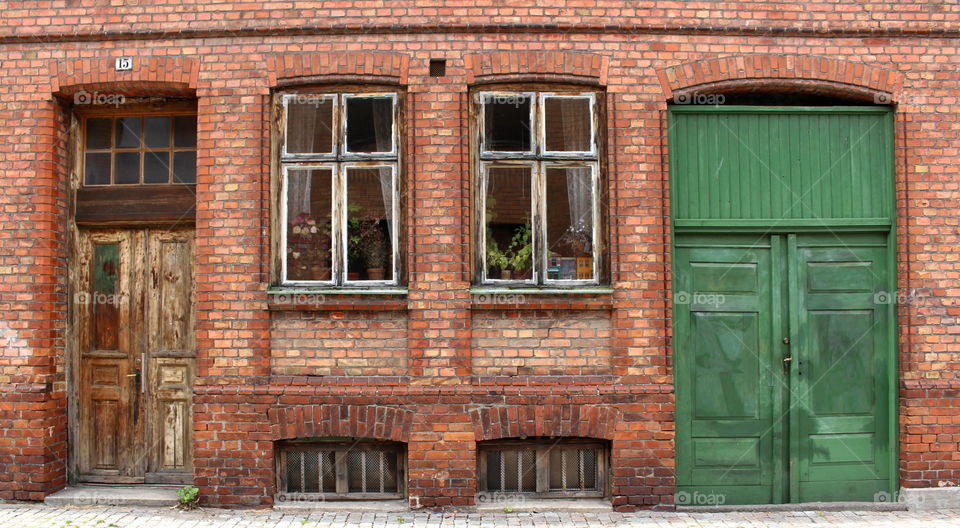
[791,232,891,502]
[674,234,781,505]
[674,232,892,505]
[668,107,894,225]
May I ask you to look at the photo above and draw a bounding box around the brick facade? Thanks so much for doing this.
[0,0,957,511]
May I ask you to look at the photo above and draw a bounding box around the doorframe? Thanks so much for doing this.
[666,105,899,501]
[65,105,199,485]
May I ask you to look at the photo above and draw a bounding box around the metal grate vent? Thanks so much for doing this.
[549,448,597,491]
[480,440,605,498]
[278,442,404,499]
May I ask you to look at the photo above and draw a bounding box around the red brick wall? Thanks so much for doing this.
[471,311,613,377]
[0,0,957,511]
[271,311,408,377]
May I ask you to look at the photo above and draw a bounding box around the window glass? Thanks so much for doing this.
[115,117,141,148]
[483,94,532,152]
[485,166,533,281]
[173,151,197,184]
[173,116,197,148]
[83,152,111,186]
[85,118,112,150]
[143,151,170,183]
[144,116,171,148]
[345,97,394,153]
[346,166,394,281]
[544,97,591,152]
[546,166,594,281]
[285,168,334,282]
[114,152,140,184]
[286,98,334,155]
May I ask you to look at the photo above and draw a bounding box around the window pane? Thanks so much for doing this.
[544,97,592,152]
[286,98,334,155]
[348,449,398,493]
[285,168,333,281]
[549,448,597,491]
[485,166,533,280]
[346,167,394,281]
[173,151,197,184]
[173,116,197,148]
[487,450,536,492]
[144,116,171,148]
[85,118,112,150]
[115,117,141,148]
[546,166,594,281]
[345,97,394,153]
[84,152,111,185]
[483,94,532,152]
[114,152,140,184]
[143,151,170,183]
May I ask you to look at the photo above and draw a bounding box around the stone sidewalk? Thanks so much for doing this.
[2,504,960,528]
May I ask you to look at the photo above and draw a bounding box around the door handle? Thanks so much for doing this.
[782,355,793,374]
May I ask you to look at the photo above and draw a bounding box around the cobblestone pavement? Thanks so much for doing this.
[1,504,960,528]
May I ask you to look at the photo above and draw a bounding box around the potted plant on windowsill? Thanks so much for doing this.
[486,224,532,280]
[287,212,331,281]
[361,224,390,281]
[348,204,390,281]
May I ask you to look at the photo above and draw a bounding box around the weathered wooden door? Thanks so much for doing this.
[674,232,892,503]
[75,228,195,484]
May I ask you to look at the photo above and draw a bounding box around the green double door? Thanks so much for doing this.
[674,231,894,504]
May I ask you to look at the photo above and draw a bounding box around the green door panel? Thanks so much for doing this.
[675,232,893,505]
[790,233,891,502]
[674,238,782,504]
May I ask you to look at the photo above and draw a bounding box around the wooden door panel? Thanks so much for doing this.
[791,235,890,502]
[674,238,780,504]
[77,230,145,481]
[145,229,195,484]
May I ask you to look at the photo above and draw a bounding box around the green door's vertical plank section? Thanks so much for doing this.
[786,234,801,501]
[791,233,891,502]
[769,234,787,504]
[668,107,893,228]
[674,234,778,505]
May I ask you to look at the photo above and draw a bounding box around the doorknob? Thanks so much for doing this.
[782,355,793,374]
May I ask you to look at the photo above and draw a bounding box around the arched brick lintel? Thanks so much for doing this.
[268,405,414,443]
[470,405,620,441]
[267,52,410,86]
[51,57,199,97]
[465,51,609,86]
[656,54,903,103]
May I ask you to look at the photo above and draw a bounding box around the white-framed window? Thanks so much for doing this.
[477,91,601,286]
[278,92,399,286]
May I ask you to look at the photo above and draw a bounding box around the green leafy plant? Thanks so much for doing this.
[175,485,200,510]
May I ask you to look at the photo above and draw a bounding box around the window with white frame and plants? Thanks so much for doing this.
[475,89,604,286]
[276,90,400,286]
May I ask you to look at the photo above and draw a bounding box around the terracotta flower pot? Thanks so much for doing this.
[366,267,386,281]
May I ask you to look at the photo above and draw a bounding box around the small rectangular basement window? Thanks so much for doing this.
[478,439,607,498]
[277,441,405,500]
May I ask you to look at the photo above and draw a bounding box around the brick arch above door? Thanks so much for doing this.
[51,57,199,98]
[470,404,620,441]
[268,404,414,443]
[656,54,902,103]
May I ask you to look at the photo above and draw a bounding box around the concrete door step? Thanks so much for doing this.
[44,485,180,507]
